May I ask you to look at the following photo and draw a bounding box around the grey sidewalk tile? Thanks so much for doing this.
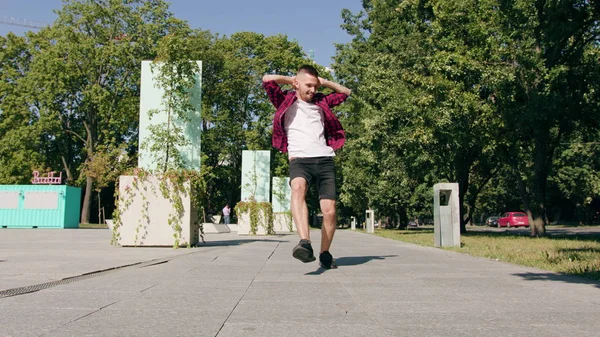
[41,308,227,337]
[382,324,545,337]
[343,285,470,302]
[241,281,350,303]
[373,310,600,328]
[227,300,370,325]
[382,322,600,337]
[142,282,250,295]
[184,265,262,276]
[0,307,95,337]
[0,289,129,309]
[252,270,340,283]
[2,229,600,337]
[360,297,600,315]
[217,322,388,337]
[358,299,484,315]
[105,289,243,312]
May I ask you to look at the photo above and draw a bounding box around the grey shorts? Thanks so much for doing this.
[289,157,336,200]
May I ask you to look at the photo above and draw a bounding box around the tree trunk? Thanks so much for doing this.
[528,128,558,236]
[458,166,470,234]
[79,121,96,225]
[61,156,74,184]
[80,175,93,224]
[516,174,546,236]
[97,190,102,225]
[529,187,549,236]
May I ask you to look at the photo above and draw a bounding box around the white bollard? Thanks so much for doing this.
[365,210,375,233]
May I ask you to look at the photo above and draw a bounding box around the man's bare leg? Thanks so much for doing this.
[290,177,316,263]
[290,177,310,241]
[319,199,336,253]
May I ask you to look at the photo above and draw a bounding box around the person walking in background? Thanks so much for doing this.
[222,204,231,225]
[262,65,351,269]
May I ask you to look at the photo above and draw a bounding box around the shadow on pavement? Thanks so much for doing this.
[195,238,287,247]
[512,272,600,289]
[335,255,398,266]
[304,255,398,275]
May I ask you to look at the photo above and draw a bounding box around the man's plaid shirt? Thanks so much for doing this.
[262,80,349,153]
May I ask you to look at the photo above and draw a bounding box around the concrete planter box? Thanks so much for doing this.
[237,211,271,235]
[273,212,295,233]
[113,175,200,247]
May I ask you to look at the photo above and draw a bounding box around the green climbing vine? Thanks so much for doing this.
[236,150,275,235]
[284,210,293,232]
[235,198,274,235]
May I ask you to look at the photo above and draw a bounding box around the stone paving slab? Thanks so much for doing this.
[1,228,599,337]
[0,229,196,292]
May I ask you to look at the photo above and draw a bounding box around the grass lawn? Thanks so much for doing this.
[370,227,600,282]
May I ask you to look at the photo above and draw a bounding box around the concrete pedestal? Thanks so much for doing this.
[433,183,460,247]
[114,175,200,247]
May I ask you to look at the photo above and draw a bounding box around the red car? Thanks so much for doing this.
[497,212,529,228]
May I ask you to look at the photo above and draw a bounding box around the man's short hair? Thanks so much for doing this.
[297,64,319,78]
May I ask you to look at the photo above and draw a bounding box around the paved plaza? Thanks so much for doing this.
[1,228,599,337]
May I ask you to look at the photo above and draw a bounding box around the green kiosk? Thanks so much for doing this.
[0,171,81,228]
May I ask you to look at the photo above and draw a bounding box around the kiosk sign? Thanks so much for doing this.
[31,171,62,185]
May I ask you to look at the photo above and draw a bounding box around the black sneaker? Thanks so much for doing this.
[319,251,337,269]
[292,239,316,263]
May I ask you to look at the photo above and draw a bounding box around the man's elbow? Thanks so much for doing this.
[262,75,273,83]
[344,89,352,96]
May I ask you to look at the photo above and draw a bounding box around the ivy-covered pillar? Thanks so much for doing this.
[272,177,294,233]
[236,150,273,235]
[240,150,270,202]
[138,61,202,171]
[112,61,203,247]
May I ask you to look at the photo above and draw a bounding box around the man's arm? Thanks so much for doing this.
[319,77,352,96]
[262,74,293,109]
[262,74,294,85]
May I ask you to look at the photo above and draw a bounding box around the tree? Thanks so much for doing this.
[83,143,131,224]
[334,0,505,231]
[548,131,600,224]
[190,32,310,213]
[333,0,600,236]
[22,0,191,223]
[494,0,600,235]
[0,33,57,184]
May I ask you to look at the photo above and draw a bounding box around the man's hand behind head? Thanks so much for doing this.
[317,77,325,88]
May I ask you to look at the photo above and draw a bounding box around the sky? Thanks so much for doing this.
[0,0,364,68]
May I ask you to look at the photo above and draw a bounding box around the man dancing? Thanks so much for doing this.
[263,65,351,269]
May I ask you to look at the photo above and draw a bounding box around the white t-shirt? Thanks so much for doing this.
[284,99,335,158]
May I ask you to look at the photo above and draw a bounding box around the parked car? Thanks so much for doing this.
[497,212,529,228]
[485,216,499,227]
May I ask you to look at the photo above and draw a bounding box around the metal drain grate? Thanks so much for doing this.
[0,257,173,298]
